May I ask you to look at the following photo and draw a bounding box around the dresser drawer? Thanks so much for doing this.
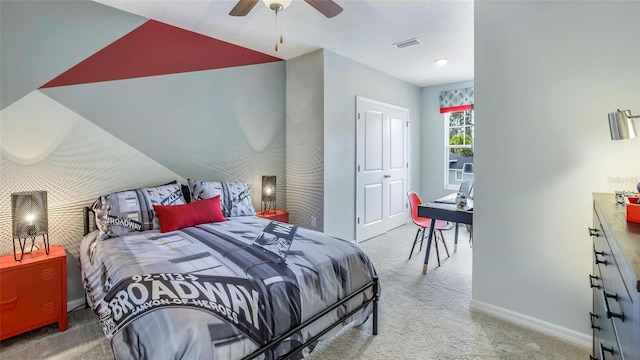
[592,263,605,356]
[591,258,623,360]
[600,251,640,360]
[593,287,623,360]
[595,237,632,328]
[610,290,639,360]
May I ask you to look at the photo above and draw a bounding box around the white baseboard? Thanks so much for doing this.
[67,297,86,312]
[470,299,591,349]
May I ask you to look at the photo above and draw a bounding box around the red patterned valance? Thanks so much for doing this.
[439,87,474,113]
[440,104,473,114]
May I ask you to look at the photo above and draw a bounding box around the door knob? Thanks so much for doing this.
[384,174,391,178]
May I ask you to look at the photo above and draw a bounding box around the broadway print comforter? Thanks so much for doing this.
[80,216,377,360]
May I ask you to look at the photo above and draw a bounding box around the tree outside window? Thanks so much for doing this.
[445,110,474,189]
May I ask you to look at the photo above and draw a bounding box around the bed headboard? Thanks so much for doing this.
[83,206,96,236]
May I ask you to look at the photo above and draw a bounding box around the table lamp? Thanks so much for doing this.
[608,109,638,140]
[608,109,640,202]
[261,176,276,213]
[11,191,49,261]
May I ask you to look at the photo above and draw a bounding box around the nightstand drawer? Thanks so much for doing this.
[0,246,67,340]
[0,262,62,334]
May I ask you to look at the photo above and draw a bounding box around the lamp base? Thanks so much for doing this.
[261,200,276,214]
[13,234,49,261]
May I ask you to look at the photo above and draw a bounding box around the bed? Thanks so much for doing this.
[79,181,379,360]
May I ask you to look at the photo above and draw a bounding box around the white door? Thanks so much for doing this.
[356,97,408,243]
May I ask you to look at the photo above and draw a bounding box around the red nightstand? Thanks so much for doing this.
[256,210,290,223]
[0,246,67,340]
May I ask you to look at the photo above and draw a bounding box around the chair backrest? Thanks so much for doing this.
[407,191,423,225]
[459,180,474,198]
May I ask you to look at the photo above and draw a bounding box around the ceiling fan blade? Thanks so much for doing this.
[304,0,343,18]
[229,0,259,16]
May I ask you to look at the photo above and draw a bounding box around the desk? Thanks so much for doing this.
[432,193,467,251]
[417,199,473,274]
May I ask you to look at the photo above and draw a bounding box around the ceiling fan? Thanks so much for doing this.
[229,0,343,18]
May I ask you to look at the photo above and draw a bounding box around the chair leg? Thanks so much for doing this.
[409,227,421,260]
[433,234,441,266]
[439,230,450,258]
[418,227,425,252]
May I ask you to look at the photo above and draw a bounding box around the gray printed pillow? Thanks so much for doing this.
[187,179,224,213]
[222,181,256,217]
[92,183,186,239]
[188,179,256,217]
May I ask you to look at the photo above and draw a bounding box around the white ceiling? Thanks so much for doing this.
[95,0,474,87]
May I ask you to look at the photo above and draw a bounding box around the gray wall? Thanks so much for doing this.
[473,0,640,338]
[42,62,287,210]
[323,50,421,241]
[0,1,286,260]
[286,50,324,231]
[1,1,286,307]
[420,80,474,201]
[0,0,145,110]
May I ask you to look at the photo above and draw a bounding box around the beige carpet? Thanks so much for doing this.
[0,224,589,359]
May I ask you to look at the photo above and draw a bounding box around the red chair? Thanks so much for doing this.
[407,191,454,264]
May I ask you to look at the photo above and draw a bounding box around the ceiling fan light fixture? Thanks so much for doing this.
[263,0,292,11]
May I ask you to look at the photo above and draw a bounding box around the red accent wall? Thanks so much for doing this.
[41,20,282,88]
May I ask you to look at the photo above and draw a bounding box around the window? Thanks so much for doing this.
[445,110,474,189]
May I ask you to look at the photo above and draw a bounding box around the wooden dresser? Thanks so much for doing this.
[0,246,68,340]
[590,193,640,359]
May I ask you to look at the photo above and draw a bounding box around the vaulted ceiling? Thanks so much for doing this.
[95,0,474,87]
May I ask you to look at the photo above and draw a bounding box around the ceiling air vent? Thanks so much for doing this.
[393,38,421,49]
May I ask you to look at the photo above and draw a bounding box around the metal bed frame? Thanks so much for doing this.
[82,207,378,360]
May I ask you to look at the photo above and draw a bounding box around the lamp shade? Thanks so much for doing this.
[262,176,276,202]
[608,110,637,140]
[11,191,48,238]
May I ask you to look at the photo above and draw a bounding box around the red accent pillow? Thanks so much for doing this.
[153,195,226,233]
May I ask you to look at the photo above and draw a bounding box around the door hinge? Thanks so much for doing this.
[406,203,409,209]
[406,162,409,168]
[357,165,361,172]
[357,113,361,120]
[357,217,360,224]
[406,121,409,127]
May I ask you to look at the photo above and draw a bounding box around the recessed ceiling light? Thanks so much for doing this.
[435,58,449,66]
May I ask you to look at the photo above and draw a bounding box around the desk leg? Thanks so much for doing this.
[422,219,436,275]
[454,222,459,252]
